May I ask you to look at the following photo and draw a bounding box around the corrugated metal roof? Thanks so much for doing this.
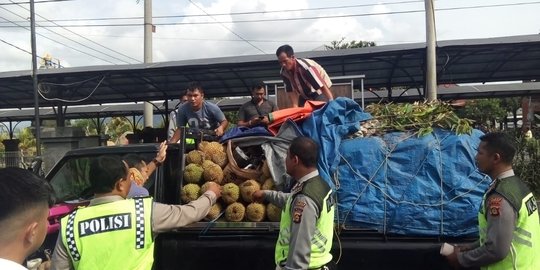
[0,34,539,109]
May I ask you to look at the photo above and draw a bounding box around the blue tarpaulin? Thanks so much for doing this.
[300,98,490,237]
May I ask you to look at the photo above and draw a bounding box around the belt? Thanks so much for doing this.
[309,266,329,270]
[276,263,330,270]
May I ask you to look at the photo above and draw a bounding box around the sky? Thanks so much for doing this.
[0,0,539,72]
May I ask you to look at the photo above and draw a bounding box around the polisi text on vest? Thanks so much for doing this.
[79,213,131,237]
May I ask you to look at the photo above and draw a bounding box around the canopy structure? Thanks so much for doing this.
[0,34,539,110]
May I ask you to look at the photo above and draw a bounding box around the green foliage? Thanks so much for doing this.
[224,111,238,131]
[456,99,507,130]
[71,119,98,136]
[513,134,540,197]
[105,117,135,142]
[17,127,36,155]
[324,37,376,50]
[365,101,473,136]
[0,132,9,151]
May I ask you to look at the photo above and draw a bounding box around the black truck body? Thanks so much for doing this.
[42,143,473,270]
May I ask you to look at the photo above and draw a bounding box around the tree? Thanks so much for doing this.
[500,97,522,129]
[17,127,36,155]
[325,38,376,50]
[105,117,136,143]
[71,119,99,136]
[457,99,507,131]
[224,111,238,130]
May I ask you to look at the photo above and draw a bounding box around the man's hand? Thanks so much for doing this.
[205,181,222,198]
[214,126,225,136]
[252,190,265,202]
[445,247,462,270]
[155,141,167,163]
[260,116,270,125]
[249,117,262,127]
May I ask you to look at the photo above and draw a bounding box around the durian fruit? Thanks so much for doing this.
[206,203,222,221]
[200,181,217,193]
[240,179,261,203]
[186,150,204,165]
[181,183,200,203]
[266,203,282,222]
[222,183,240,204]
[198,141,209,152]
[211,151,228,168]
[201,160,216,171]
[183,163,204,183]
[203,163,224,184]
[225,202,245,222]
[246,202,266,222]
[261,178,274,190]
[202,141,225,158]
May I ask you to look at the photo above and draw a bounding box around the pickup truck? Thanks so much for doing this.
[39,140,471,270]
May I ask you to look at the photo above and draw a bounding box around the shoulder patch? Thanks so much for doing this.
[525,197,538,216]
[488,196,503,216]
[292,200,306,223]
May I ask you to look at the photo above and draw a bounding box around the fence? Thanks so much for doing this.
[0,151,35,169]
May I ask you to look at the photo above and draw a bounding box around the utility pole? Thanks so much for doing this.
[30,0,41,156]
[143,0,153,128]
[425,0,437,101]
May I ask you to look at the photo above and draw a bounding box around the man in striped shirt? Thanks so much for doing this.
[276,44,334,108]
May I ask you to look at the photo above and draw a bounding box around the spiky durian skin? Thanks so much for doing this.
[222,183,240,204]
[181,183,200,203]
[239,179,261,203]
[246,202,266,222]
[225,202,245,222]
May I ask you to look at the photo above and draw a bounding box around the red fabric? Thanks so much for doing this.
[267,100,326,135]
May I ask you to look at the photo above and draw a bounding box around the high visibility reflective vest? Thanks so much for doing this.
[275,176,335,269]
[60,197,154,270]
[478,176,540,270]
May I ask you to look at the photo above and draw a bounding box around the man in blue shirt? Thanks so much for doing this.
[169,82,228,143]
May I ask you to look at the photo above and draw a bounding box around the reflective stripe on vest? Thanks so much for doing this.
[478,181,540,270]
[61,197,155,270]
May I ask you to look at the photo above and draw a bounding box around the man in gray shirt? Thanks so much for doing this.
[253,137,335,270]
[444,132,540,269]
[169,81,228,143]
[237,82,277,128]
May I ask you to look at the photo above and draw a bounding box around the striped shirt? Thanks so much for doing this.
[280,58,332,100]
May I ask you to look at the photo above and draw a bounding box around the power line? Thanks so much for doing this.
[0,0,74,6]
[0,36,33,55]
[0,13,117,65]
[0,6,129,64]
[0,0,426,23]
[48,33,422,44]
[8,0,141,64]
[0,36,61,67]
[186,0,266,54]
[1,1,538,28]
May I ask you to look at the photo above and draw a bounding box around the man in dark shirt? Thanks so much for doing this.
[237,82,278,127]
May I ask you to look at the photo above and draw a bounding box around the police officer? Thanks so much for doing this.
[445,132,540,269]
[50,155,221,270]
[253,136,335,270]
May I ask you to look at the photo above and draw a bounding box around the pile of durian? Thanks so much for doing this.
[180,141,281,222]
